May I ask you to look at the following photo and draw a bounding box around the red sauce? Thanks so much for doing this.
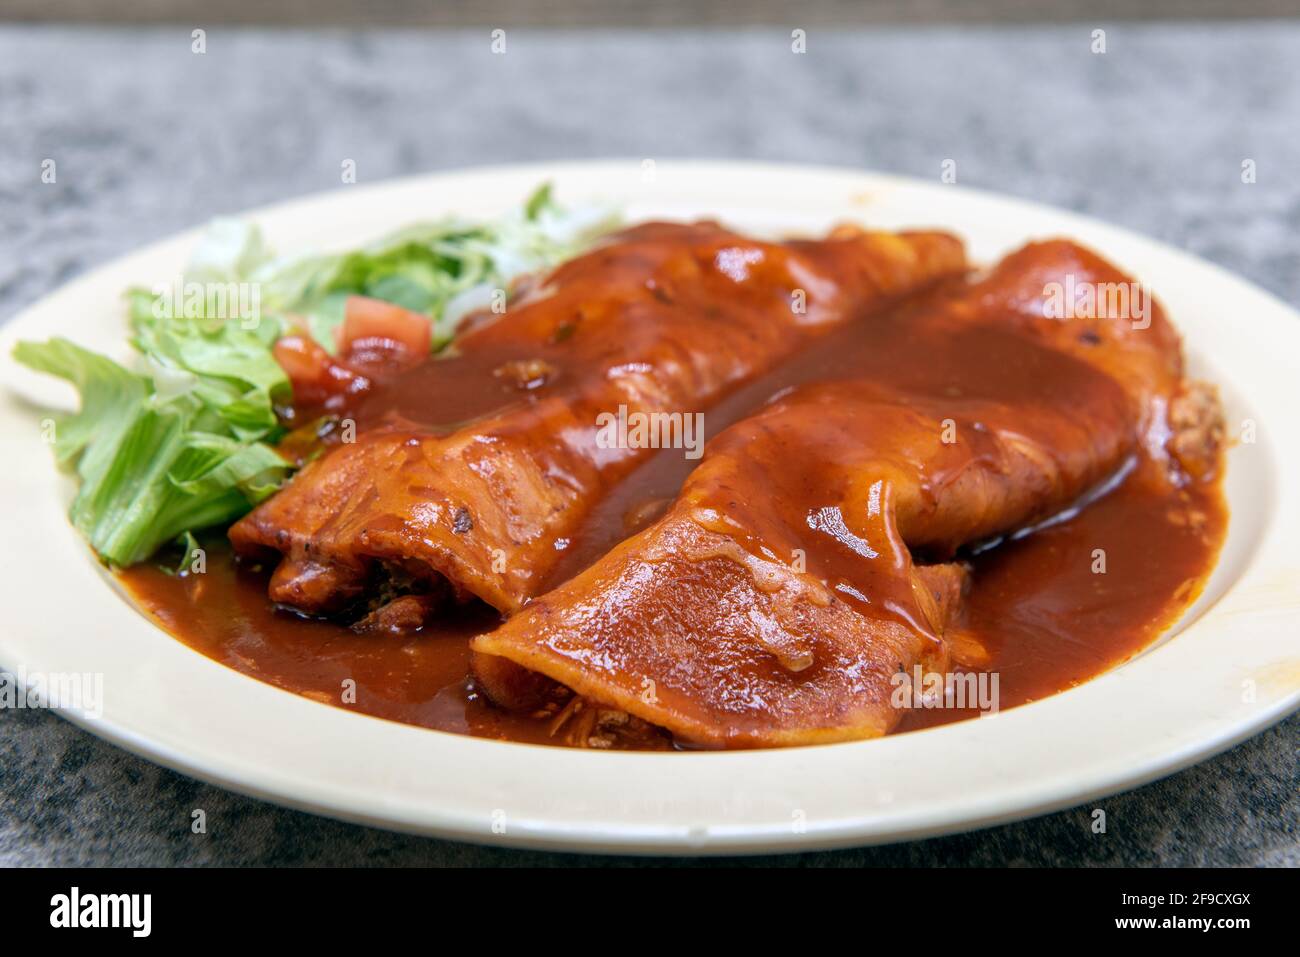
[118,281,1226,748]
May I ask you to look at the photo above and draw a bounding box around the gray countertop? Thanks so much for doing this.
[1,22,1296,866]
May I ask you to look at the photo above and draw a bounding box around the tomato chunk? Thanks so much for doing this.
[273,334,370,412]
[338,295,432,359]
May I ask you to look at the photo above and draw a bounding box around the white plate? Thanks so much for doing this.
[2,161,1297,855]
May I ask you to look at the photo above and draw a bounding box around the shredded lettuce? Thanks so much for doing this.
[12,337,291,566]
[140,180,619,354]
[14,184,618,567]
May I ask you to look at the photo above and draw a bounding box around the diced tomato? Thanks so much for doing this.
[338,295,432,360]
[273,334,370,411]
[272,334,329,386]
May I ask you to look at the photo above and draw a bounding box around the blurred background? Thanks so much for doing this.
[2,1,1297,867]
[5,0,1300,25]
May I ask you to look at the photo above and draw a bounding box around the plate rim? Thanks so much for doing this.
[2,158,1298,855]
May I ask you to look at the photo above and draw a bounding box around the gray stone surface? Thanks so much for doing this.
[0,23,1296,866]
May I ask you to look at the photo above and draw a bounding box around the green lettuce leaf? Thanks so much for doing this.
[15,184,618,566]
[12,338,291,566]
